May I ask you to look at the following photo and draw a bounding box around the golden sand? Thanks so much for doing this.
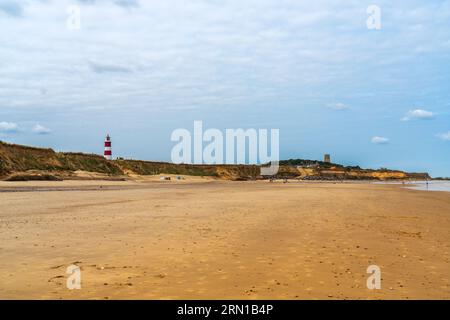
[0,179,449,299]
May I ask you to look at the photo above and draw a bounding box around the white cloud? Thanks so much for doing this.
[0,121,19,132]
[32,124,51,134]
[113,0,139,8]
[371,136,389,144]
[2,0,448,116]
[88,61,132,74]
[326,102,349,110]
[401,109,434,121]
[437,131,450,141]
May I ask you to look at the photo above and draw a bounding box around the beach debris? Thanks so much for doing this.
[48,275,64,283]
[50,264,65,270]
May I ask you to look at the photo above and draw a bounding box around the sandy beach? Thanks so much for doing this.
[0,179,449,300]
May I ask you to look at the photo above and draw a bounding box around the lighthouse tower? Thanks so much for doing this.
[104,134,112,160]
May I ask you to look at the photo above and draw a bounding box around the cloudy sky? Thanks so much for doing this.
[1,0,449,176]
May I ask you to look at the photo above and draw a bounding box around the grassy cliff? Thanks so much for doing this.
[115,159,259,180]
[0,141,259,180]
[0,140,430,181]
[0,141,122,177]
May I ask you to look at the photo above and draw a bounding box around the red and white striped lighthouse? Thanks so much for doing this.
[104,134,112,160]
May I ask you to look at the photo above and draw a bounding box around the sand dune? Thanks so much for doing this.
[0,180,449,299]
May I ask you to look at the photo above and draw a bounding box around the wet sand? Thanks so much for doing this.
[0,180,449,299]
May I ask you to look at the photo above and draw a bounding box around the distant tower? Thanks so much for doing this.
[324,154,331,163]
[104,134,112,160]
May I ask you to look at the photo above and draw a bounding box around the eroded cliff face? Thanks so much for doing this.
[287,166,429,181]
[0,141,430,181]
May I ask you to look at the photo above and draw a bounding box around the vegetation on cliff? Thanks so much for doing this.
[0,140,430,181]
